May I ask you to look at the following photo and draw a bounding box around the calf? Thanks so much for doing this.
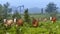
[16,19,23,26]
[50,17,56,23]
[32,18,39,27]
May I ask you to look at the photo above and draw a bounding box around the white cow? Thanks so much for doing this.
[14,18,16,23]
[50,17,52,21]
[3,19,7,23]
[4,19,13,27]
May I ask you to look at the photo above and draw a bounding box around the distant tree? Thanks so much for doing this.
[3,2,12,19]
[0,2,12,22]
[12,10,21,19]
[24,9,30,23]
[0,4,3,16]
[8,8,12,13]
[41,8,43,14]
[45,2,58,17]
[0,4,4,22]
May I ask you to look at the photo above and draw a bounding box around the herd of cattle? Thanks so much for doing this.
[3,17,56,27]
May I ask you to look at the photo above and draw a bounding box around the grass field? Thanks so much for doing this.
[0,20,60,34]
[0,14,60,34]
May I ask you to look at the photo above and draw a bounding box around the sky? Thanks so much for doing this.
[0,0,60,8]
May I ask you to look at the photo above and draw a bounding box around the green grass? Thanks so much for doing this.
[0,20,60,34]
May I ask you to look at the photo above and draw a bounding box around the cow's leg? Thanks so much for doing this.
[52,21,54,23]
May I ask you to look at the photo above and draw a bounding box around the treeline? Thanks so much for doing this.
[0,2,12,22]
[0,2,59,22]
[0,2,30,23]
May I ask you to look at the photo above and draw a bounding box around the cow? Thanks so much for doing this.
[16,19,23,26]
[50,17,56,23]
[3,19,7,23]
[4,19,13,27]
[43,18,47,22]
[32,18,39,27]
[50,17,52,21]
[14,18,17,23]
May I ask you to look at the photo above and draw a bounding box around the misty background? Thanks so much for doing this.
[0,0,60,14]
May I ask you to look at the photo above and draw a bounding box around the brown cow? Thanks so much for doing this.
[16,19,23,26]
[50,17,56,23]
[32,18,39,27]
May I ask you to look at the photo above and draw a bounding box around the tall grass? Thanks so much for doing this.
[0,21,60,34]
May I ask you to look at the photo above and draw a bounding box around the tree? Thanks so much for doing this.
[41,8,43,14]
[3,2,12,19]
[0,4,4,22]
[0,2,12,22]
[45,2,58,17]
[12,10,21,19]
[7,8,13,19]
[0,4,3,17]
[24,9,30,23]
